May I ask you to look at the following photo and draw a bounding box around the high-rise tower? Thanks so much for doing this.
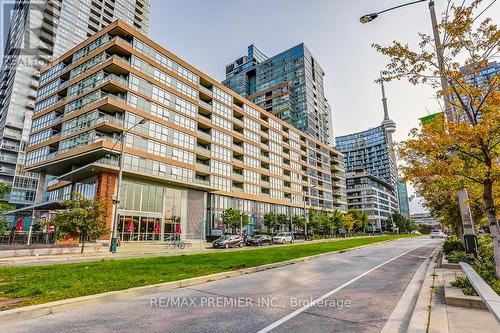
[0,0,150,215]
[223,44,334,146]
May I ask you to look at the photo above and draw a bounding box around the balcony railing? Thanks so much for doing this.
[1,143,20,152]
[0,168,15,175]
[199,100,212,111]
[194,178,209,186]
[0,156,17,164]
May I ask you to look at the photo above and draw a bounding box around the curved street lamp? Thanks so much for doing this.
[359,0,427,24]
[109,116,148,253]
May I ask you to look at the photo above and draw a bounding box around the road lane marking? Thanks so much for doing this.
[256,244,427,333]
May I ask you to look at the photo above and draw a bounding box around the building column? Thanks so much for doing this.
[96,172,117,240]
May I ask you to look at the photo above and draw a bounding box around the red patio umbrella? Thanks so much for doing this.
[175,224,182,235]
[153,221,161,234]
[127,220,134,233]
[15,215,23,232]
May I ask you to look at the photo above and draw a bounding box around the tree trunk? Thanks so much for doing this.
[81,233,86,254]
[483,179,500,278]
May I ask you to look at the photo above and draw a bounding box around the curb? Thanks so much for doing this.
[0,239,395,323]
[444,285,486,309]
[407,247,443,333]
[381,243,440,333]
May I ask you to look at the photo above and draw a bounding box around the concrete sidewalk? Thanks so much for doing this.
[408,253,499,332]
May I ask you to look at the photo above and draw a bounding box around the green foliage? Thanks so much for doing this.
[291,215,305,229]
[443,235,465,254]
[449,235,500,295]
[53,193,108,253]
[445,250,470,264]
[0,182,13,233]
[418,224,431,235]
[451,275,477,296]
[221,208,248,232]
[263,212,278,232]
[276,214,289,229]
[307,208,319,235]
[332,210,346,234]
[387,212,418,233]
[347,209,369,232]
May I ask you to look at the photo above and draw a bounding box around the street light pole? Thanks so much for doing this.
[109,117,148,253]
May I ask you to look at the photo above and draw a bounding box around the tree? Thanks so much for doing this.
[388,213,419,234]
[373,0,500,276]
[277,214,289,231]
[221,208,248,233]
[318,211,333,236]
[263,212,278,233]
[291,214,306,231]
[348,209,369,233]
[0,182,12,234]
[308,208,320,236]
[344,214,355,235]
[53,193,108,253]
[332,210,346,236]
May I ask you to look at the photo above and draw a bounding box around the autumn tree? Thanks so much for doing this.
[344,214,355,235]
[373,0,500,276]
[53,193,108,253]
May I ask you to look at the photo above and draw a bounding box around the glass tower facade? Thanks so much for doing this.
[0,0,150,223]
[23,21,346,241]
[223,44,333,146]
[336,124,400,230]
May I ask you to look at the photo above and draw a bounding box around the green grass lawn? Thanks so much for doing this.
[0,235,417,309]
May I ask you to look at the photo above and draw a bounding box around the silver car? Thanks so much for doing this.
[273,232,294,244]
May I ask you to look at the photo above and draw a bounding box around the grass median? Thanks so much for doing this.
[0,234,417,309]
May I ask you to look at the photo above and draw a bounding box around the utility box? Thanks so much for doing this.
[464,234,478,254]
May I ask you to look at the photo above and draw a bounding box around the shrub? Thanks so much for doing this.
[451,275,477,296]
[445,250,470,263]
[443,236,464,254]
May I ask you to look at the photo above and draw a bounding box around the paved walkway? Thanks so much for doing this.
[408,253,499,332]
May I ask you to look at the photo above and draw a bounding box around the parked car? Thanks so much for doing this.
[246,234,273,246]
[273,232,294,244]
[212,235,244,248]
[430,230,446,238]
[410,230,421,235]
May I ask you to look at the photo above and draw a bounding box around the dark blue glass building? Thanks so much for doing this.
[223,44,333,146]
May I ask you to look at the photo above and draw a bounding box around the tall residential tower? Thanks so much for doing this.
[222,44,333,146]
[0,0,150,217]
[335,84,399,231]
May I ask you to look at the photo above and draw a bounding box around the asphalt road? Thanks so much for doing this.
[0,237,441,333]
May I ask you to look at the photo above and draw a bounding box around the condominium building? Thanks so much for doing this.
[24,20,346,242]
[222,44,333,146]
[345,170,399,232]
[0,0,150,219]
